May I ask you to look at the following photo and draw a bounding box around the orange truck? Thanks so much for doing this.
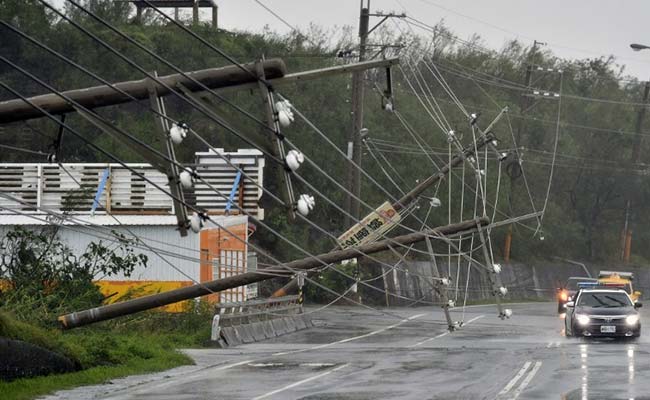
[598,271,642,302]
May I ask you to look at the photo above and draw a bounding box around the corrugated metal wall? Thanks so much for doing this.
[0,225,201,282]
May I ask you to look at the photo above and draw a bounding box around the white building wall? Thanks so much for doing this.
[0,225,201,282]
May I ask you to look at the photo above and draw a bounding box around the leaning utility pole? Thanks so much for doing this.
[0,60,287,123]
[58,217,488,329]
[273,128,501,298]
[0,57,398,225]
[621,81,650,262]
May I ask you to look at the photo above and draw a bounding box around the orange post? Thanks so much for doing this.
[504,225,513,263]
[624,229,632,263]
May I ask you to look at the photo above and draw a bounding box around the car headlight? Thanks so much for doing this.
[576,314,590,325]
[626,315,640,325]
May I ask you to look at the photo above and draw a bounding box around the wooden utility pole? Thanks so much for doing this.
[344,4,405,227]
[622,81,650,262]
[0,58,398,124]
[273,131,499,297]
[58,217,488,329]
[504,40,544,263]
[344,2,370,227]
[0,60,287,123]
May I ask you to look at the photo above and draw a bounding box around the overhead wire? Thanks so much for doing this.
[0,18,476,310]
[1,80,460,322]
[8,2,506,316]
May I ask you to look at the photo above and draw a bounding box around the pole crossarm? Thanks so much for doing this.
[58,217,487,329]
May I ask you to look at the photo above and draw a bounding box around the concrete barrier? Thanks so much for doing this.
[271,318,288,336]
[250,322,267,341]
[211,295,313,347]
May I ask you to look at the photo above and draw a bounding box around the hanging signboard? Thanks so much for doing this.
[337,201,401,249]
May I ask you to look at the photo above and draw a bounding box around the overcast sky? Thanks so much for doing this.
[50,0,650,80]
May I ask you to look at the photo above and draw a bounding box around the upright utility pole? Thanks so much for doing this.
[344,1,370,227]
[504,40,544,263]
[344,4,405,228]
[622,81,650,262]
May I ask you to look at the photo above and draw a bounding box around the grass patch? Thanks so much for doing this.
[0,348,190,400]
[0,310,211,400]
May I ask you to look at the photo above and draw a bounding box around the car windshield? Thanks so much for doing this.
[577,292,632,308]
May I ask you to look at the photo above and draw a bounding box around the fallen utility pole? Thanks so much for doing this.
[0,59,287,123]
[58,217,487,329]
[272,130,498,297]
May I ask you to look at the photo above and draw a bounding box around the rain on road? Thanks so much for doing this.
[43,303,650,400]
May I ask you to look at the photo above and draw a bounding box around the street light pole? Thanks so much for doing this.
[623,43,650,262]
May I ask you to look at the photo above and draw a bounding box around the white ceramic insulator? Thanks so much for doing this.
[296,194,315,216]
[180,169,194,189]
[169,124,187,145]
[190,212,203,233]
[285,150,304,171]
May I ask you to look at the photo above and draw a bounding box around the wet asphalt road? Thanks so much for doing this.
[43,302,650,400]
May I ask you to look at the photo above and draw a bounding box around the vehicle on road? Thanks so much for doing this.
[565,288,642,338]
[557,277,598,313]
[598,271,642,302]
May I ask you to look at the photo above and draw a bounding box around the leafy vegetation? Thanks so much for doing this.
[0,228,206,398]
[0,227,147,323]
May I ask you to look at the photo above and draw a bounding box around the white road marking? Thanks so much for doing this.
[509,361,542,399]
[251,364,349,400]
[545,341,560,348]
[408,332,449,348]
[273,313,426,356]
[301,363,336,367]
[247,363,336,368]
[465,315,485,325]
[498,361,531,395]
[407,314,485,348]
[248,363,285,367]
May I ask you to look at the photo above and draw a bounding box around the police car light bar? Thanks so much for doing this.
[577,281,599,288]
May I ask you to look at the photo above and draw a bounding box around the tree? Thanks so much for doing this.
[0,227,148,324]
